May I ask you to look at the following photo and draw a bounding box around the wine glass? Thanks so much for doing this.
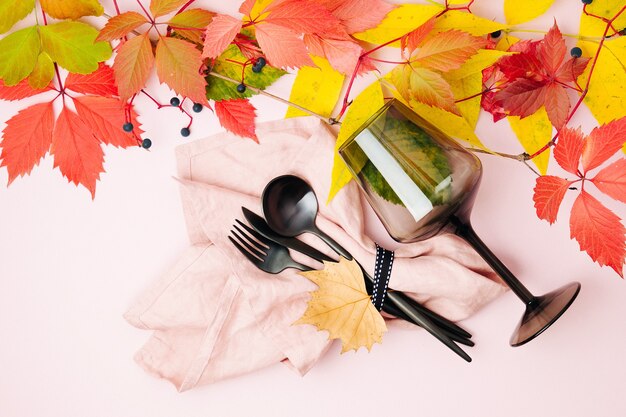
[338,99,581,346]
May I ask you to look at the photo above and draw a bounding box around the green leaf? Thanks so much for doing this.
[0,26,40,86]
[206,45,285,101]
[40,21,112,74]
[0,0,34,34]
[28,52,55,89]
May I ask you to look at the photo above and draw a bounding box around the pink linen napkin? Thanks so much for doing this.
[125,116,507,391]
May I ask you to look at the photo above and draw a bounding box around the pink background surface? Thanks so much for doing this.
[0,1,624,416]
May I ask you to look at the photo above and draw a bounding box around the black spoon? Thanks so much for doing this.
[261,175,472,362]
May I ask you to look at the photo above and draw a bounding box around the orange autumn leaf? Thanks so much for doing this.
[255,22,314,69]
[553,127,584,175]
[581,117,626,173]
[149,0,188,18]
[155,36,209,105]
[73,96,141,148]
[296,258,387,353]
[412,29,486,72]
[533,175,573,224]
[214,99,258,142]
[0,78,52,101]
[0,102,55,184]
[96,11,149,42]
[113,33,155,101]
[592,159,626,204]
[65,63,118,98]
[202,14,243,59]
[265,0,339,34]
[167,8,214,44]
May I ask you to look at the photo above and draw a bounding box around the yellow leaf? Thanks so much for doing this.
[286,56,344,119]
[40,0,103,20]
[446,72,482,129]
[296,258,387,353]
[447,0,470,4]
[507,108,552,174]
[446,49,513,80]
[0,26,40,86]
[579,0,626,38]
[577,38,626,128]
[353,4,442,46]
[435,10,508,36]
[28,52,54,89]
[504,0,555,25]
[495,34,520,51]
[149,0,187,18]
[0,0,34,34]
[328,81,384,202]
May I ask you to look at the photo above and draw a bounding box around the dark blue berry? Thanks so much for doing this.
[581,0,592,4]
[170,97,181,106]
[570,47,583,58]
[141,138,152,149]
[192,103,203,113]
[180,127,191,137]
[257,57,266,67]
[237,83,246,93]
[123,122,133,132]
[490,30,502,38]
[252,64,262,73]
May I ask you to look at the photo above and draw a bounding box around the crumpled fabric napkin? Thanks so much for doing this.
[125,117,507,391]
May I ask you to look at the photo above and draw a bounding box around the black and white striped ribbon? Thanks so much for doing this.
[371,244,394,311]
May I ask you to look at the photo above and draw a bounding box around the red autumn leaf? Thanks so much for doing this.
[150,0,188,18]
[0,102,55,184]
[592,159,626,204]
[303,33,362,74]
[0,79,52,101]
[325,0,395,34]
[155,36,209,105]
[533,175,573,224]
[412,30,486,72]
[265,0,340,34]
[553,127,584,175]
[538,23,566,75]
[570,190,625,277]
[480,91,507,122]
[555,57,590,83]
[50,108,105,199]
[581,117,626,173]
[113,33,155,101]
[401,16,435,56]
[494,79,546,118]
[73,96,141,148]
[65,63,118,98]
[202,14,243,58]
[214,99,258,142]
[497,52,543,82]
[255,22,314,69]
[96,11,148,42]
[544,83,570,133]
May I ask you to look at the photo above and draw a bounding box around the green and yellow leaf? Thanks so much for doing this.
[168,8,214,44]
[507,108,552,174]
[0,0,34,34]
[40,0,103,20]
[504,0,555,25]
[40,21,112,74]
[328,81,384,202]
[0,26,40,86]
[286,56,344,119]
[28,52,54,89]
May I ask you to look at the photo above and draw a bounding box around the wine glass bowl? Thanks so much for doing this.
[338,99,581,347]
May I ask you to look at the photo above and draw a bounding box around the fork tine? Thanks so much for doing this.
[231,226,267,259]
[235,219,271,248]
[228,236,264,266]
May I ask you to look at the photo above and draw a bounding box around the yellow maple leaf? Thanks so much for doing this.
[507,109,552,175]
[504,0,555,25]
[286,56,344,119]
[328,81,384,202]
[296,258,387,353]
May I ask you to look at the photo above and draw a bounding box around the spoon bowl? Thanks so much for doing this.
[262,175,319,237]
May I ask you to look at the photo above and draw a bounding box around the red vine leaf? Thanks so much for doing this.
[150,0,188,18]
[96,11,148,42]
[494,78,546,118]
[570,190,625,277]
[214,99,258,142]
[303,33,362,75]
[555,56,590,83]
[239,0,255,16]
[155,36,209,105]
[538,22,566,75]
[50,108,104,199]
[581,117,626,173]
[0,102,55,184]
[592,159,626,204]
[265,0,339,34]
[255,22,314,69]
[327,0,395,34]
[553,127,584,175]
[65,63,118,98]
[533,175,573,224]
[0,78,52,101]
[413,30,486,72]
[73,96,140,148]
[202,14,242,59]
[113,33,155,101]
[544,83,570,137]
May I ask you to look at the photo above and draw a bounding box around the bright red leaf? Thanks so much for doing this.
[50,108,105,199]
[113,33,155,101]
[570,190,625,277]
[73,96,141,148]
[553,127,584,175]
[581,117,626,173]
[533,175,573,224]
[538,23,566,75]
[592,159,626,204]
[495,79,546,118]
[0,79,52,101]
[65,63,118,98]
[214,99,258,142]
[265,0,339,34]
[255,22,314,69]
[202,14,243,59]
[0,102,55,184]
[96,11,148,42]
[544,83,570,137]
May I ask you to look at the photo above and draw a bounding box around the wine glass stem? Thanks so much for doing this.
[451,217,535,305]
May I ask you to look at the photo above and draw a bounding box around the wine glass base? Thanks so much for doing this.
[509,282,581,347]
